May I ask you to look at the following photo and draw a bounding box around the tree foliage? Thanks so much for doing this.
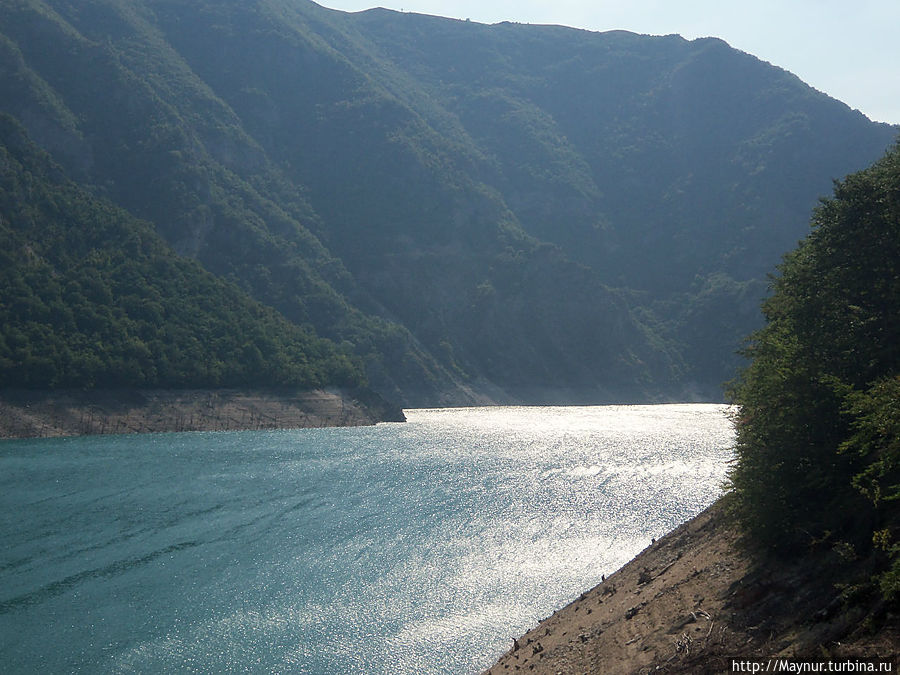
[0,115,364,391]
[728,143,900,599]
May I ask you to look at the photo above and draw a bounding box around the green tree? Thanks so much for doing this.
[729,142,900,599]
[0,115,366,392]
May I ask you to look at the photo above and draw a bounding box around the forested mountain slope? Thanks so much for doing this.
[0,0,895,404]
[0,114,362,390]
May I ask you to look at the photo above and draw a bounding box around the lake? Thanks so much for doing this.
[0,404,734,673]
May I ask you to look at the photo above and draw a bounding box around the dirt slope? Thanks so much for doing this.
[484,500,898,674]
[0,387,403,438]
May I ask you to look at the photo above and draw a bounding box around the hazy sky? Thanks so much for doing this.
[316,0,900,126]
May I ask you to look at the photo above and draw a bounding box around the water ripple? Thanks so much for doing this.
[0,404,734,674]
[0,541,199,614]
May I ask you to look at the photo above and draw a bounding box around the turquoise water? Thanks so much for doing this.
[0,404,734,673]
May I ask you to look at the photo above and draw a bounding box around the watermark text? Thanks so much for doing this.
[730,658,894,673]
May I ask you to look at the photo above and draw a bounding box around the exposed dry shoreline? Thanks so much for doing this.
[484,499,898,674]
[0,387,405,439]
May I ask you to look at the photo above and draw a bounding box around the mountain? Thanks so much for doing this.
[487,144,900,672]
[0,0,895,405]
[0,113,362,390]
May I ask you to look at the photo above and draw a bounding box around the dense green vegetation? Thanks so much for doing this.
[728,143,900,601]
[0,0,895,404]
[0,115,363,390]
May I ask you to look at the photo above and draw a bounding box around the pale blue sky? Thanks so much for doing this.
[316,0,900,126]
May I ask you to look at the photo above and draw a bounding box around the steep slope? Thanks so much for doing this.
[0,114,361,390]
[342,10,897,389]
[348,12,891,285]
[484,500,899,674]
[486,138,900,675]
[0,0,895,404]
[114,0,679,402]
[0,0,470,404]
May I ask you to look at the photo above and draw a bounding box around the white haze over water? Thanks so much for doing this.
[0,404,734,673]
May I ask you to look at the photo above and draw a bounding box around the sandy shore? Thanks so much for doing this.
[0,387,405,439]
[484,499,898,674]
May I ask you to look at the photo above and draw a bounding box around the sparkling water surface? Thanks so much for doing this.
[1,404,734,673]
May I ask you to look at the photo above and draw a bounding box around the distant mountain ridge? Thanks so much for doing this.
[0,0,895,405]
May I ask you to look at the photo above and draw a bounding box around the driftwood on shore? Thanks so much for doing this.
[0,388,402,439]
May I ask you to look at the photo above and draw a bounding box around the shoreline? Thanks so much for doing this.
[0,387,405,439]
[483,499,898,674]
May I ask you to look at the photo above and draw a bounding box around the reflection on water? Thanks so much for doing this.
[0,404,734,674]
